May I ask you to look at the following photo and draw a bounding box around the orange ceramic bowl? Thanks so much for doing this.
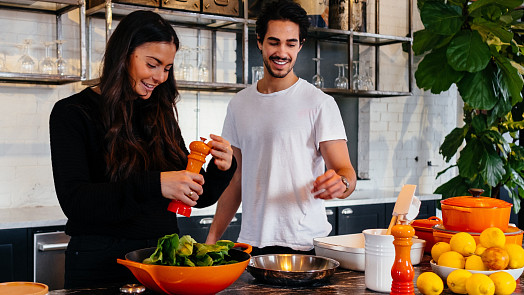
[117,243,252,295]
[432,224,523,246]
[441,196,512,232]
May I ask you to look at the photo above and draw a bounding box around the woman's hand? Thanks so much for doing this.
[208,134,233,171]
[160,171,204,206]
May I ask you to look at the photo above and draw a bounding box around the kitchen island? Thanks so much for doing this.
[48,256,524,294]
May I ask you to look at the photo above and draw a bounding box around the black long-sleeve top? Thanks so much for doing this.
[49,87,235,239]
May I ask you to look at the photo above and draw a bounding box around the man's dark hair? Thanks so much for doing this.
[255,0,310,44]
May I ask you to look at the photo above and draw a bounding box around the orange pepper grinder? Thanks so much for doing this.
[167,137,211,217]
[390,222,415,295]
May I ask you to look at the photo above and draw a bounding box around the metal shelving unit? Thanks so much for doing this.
[0,0,413,97]
[0,0,86,84]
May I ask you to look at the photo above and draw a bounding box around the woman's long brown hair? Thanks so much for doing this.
[98,10,186,181]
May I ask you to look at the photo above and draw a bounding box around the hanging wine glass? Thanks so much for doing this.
[56,39,68,76]
[196,47,209,82]
[17,39,35,74]
[334,63,348,89]
[180,46,194,81]
[362,60,374,90]
[40,41,56,75]
[352,60,362,90]
[311,57,324,88]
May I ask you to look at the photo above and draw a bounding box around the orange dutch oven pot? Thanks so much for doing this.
[440,189,512,233]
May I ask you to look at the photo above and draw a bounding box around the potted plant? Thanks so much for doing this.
[413,0,524,211]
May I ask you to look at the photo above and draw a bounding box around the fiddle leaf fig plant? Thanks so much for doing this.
[413,0,524,211]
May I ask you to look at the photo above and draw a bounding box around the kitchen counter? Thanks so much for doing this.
[47,256,523,294]
[0,190,441,230]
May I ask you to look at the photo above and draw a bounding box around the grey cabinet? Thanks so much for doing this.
[0,225,66,284]
[337,203,386,235]
[178,213,242,243]
[0,228,29,282]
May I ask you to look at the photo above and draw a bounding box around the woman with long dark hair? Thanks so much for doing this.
[49,10,235,288]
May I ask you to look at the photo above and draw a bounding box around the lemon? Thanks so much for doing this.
[479,227,506,248]
[504,243,524,269]
[438,250,465,269]
[476,245,487,256]
[466,273,496,295]
[489,271,516,295]
[431,242,451,263]
[447,269,473,294]
[416,271,444,295]
[465,254,488,271]
[450,232,476,257]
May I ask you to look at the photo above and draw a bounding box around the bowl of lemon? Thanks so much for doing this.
[425,226,524,294]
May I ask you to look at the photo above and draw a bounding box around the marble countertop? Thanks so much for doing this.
[47,256,523,295]
[0,190,441,230]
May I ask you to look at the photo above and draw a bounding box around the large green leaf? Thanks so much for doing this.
[470,18,514,43]
[439,127,466,162]
[457,139,485,178]
[488,95,512,125]
[421,2,464,35]
[415,48,465,94]
[482,130,510,158]
[471,114,488,133]
[480,149,506,186]
[469,0,524,14]
[457,67,498,110]
[447,30,491,72]
[413,29,444,55]
[493,54,524,106]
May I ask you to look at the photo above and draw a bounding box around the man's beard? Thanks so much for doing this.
[263,56,294,78]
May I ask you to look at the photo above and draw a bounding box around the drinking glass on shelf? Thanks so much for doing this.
[179,46,194,81]
[311,57,324,88]
[362,60,374,90]
[251,66,264,84]
[334,63,348,89]
[40,41,56,75]
[196,47,209,82]
[56,39,67,76]
[351,61,362,90]
[17,39,35,74]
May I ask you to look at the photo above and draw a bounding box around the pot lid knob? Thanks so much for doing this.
[468,188,484,198]
[120,284,146,294]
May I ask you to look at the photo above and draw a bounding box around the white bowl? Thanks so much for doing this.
[430,260,524,281]
[313,233,426,271]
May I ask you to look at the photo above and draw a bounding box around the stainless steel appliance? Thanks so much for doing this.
[33,231,70,290]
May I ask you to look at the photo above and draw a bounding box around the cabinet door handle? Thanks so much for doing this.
[199,216,237,225]
[214,0,229,6]
[341,208,354,215]
[325,209,334,216]
[38,242,68,252]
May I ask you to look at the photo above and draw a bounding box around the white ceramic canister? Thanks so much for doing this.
[363,228,395,293]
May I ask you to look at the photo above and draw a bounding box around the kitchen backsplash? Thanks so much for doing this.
[0,2,457,209]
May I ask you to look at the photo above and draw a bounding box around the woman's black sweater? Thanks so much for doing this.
[49,87,235,239]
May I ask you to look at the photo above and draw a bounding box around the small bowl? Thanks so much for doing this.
[430,260,524,281]
[247,254,339,286]
[313,233,426,271]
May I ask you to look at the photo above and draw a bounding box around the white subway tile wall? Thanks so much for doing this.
[0,2,457,209]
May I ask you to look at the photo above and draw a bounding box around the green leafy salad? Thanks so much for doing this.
[142,233,238,267]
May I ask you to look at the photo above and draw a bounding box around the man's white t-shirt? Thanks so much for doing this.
[222,78,347,250]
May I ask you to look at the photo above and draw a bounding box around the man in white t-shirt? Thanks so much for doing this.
[206,0,357,255]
